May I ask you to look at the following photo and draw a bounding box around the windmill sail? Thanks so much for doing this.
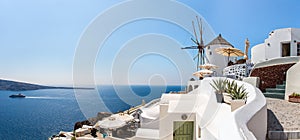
[181,16,206,71]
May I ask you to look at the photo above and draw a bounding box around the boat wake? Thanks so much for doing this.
[25,96,64,100]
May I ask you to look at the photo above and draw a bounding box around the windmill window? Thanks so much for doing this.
[209,51,212,55]
[207,46,210,49]
[198,127,201,138]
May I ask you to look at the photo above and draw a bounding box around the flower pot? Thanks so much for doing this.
[289,97,300,103]
[231,99,246,112]
[223,93,232,104]
[215,93,224,103]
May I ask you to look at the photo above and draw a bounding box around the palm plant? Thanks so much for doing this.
[210,78,227,94]
[210,78,228,103]
[225,80,248,111]
[227,81,248,100]
[225,80,236,93]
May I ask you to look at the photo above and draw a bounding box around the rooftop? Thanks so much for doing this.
[205,34,234,47]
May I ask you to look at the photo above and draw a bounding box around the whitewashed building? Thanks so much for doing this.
[251,28,300,64]
[133,78,267,140]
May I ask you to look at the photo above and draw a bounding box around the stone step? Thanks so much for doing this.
[268,131,300,140]
[276,84,286,89]
[265,88,285,93]
[264,92,285,99]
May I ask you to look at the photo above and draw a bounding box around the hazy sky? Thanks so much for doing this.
[1,0,300,85]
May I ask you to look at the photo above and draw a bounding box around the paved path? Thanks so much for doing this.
[267,98,300,131]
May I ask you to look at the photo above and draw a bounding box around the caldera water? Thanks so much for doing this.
[0,85,183,140]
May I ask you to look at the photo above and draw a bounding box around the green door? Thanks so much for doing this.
[173,121,194,140]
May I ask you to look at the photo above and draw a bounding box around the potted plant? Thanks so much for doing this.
[226,80,248,111]
[210,78,227,103]
[289,92,300,103]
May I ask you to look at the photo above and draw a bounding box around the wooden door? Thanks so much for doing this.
[173,121,194,140]
[282,43,291,57]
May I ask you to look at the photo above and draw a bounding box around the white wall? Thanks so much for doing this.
[285,61,300,100]
[205,44,230,76]
[140,117,159,129]
[251,43,266,64]
[291,28,300,56]
[186,80,201,94]
[219,80,267,140]
[247,105,268,140]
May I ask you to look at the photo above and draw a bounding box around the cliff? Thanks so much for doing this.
[0,79,93,91]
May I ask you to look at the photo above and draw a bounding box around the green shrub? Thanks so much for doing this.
[290,92,300,98]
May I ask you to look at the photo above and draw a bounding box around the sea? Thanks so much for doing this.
[0,85,183,140]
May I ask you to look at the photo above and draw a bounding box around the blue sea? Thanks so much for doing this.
[0,85,183,140]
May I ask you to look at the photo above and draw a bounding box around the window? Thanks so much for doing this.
[207,46,210,50]
[297,43,300,56]
[209,51,212,55]
[198,127,201,138]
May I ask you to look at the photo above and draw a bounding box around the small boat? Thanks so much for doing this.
[9,93,26,98]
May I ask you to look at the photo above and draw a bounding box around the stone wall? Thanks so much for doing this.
[250,63,295,92]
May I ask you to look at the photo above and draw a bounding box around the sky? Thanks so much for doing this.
[0,0,300,86]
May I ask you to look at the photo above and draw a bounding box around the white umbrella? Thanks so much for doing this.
[193,69,213,78]
[96,117,126,129]
[199,63,218,70]
[111,113,134,122]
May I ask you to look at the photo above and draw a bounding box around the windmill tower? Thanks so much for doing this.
[181,16,206,71]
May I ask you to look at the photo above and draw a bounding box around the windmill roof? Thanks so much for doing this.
[205,34,234,47]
